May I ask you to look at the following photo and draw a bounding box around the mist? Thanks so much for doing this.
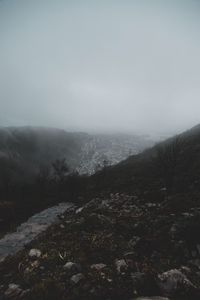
[0,0,200,135]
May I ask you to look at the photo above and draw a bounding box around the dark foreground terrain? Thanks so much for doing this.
[1,124,200,299]
[1,192,200,300]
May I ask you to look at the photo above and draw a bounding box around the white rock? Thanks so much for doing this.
[115,259,128,274]
[64,261,74,269]
[29,248,41,258]
[76,207,84,214]
[70,273,84,285]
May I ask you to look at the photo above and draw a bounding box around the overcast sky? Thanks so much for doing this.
[0,0,200,134]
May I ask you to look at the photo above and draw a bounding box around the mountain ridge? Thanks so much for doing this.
[0,126,154,184]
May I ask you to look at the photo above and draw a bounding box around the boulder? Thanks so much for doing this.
[158,269,197,297]
[4,284,28,299]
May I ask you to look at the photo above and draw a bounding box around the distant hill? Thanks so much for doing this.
[0,126,154,185]
[90,124,200,198]
[0,127,86,184]
[77,133,154,174]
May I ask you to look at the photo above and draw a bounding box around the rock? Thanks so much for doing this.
[90,263,107,271]
[4,284,28,299]
[63,262,81,275]
[158,269,197,297]
[115,259,128,274]
[28,249,41,258]
[123,251,135,259]
[70,273,84,285]
[180,266,191,274]
[146,203,157,208]
[75,207,84,214]
[128,236,141,248]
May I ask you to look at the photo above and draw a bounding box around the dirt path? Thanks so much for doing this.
[0,202,73,262]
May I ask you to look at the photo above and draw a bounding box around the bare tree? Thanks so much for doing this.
[52,158,69,183]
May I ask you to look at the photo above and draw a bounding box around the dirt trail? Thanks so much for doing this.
[0,202,73,262]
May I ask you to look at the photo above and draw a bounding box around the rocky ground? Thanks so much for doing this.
[1,193,200,300]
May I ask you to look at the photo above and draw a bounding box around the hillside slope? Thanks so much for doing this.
[89,124,200,199]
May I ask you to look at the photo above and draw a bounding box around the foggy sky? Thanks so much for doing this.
[0,0,200,134]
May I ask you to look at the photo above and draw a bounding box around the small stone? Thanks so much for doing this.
[115,259,128,274]
[70,273,84,285]
[63,262,81,275]
[76,207,84,214]
[29,249,41,258]
[128,236,141,248]
[4,284,27,299]
[90,263,107,271]
[160,187,167,192]
[146,203,157,208]
[123,251,135,259]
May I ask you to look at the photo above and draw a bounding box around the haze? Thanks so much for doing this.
[0,0,200,135]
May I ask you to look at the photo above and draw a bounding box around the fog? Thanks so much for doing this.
[0,0,200,135]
